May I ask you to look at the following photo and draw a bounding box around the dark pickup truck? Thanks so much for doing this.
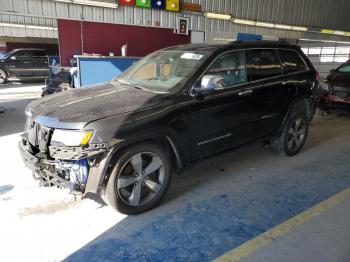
[0,48,49,84]
[19,41,319,214]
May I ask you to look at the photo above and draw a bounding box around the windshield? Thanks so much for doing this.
[115,50,209,93]
[3,50,16,59]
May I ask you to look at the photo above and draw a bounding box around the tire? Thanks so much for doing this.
[104,142,172,215]
[0,69,7,84]
[270,111,309,156]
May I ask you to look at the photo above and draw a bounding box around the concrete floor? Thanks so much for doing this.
[0,82,350,262]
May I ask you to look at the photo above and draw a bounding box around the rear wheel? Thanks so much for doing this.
[0,69,7,84]
[271,112,309,156]
[104,142,172,215]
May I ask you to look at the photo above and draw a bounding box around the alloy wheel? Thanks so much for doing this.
[117,152,165,207]
[287,118,306,151]
[0,69,6,84]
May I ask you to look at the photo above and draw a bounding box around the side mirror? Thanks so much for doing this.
[10,56,16,61]
[329,69,336,73]
[194,74,225,94]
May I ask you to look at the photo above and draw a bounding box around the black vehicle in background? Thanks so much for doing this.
[318,61,350,114]
[0,48,49,84]
[19,41,319,214]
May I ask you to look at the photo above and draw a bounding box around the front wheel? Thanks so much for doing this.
[271,112,309,156]
[104,142,172,215]
[0,69,7,84]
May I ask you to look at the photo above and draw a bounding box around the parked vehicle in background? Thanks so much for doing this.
[0,48,49,84]
[19,41,318,214]
[318,61,350,114]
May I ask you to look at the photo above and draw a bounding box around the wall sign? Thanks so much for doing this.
[166,0,180,12]
[181,2,201,12]
[151,0,165,9]
[119,0,136,6]
[178,17,189,35]
[136,0,151,8]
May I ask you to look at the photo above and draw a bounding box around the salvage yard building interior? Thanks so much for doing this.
[1,0,350,261]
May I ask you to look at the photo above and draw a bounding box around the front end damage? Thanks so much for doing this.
[318,82,350,114]
[18,119,110,194]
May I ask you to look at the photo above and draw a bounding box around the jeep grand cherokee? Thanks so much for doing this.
[19,41,318,214]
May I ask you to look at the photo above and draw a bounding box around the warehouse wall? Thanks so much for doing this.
[58,20,190,66]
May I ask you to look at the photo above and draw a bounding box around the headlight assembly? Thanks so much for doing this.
[51,129,93,146]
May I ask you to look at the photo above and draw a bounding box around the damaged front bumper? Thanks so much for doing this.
[18,137,109,193]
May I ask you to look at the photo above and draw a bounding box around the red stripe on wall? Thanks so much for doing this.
[58,20,190,66]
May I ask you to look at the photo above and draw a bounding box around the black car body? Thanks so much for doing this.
[0,48,49,84]
[318,61,350,114]
[19,41,318,214]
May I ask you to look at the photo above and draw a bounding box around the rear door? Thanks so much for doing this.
[246,49,287,138]
[189,50,254,160]
[31,50,49,77]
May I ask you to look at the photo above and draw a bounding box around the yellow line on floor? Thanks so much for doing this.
[214,187,350,262]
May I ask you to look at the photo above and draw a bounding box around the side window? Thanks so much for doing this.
[13,50,28,61]
[32,50,47,60]
[206,50,247,87]
[246,49,283,81]
[279,49,307,73]
[338,64,350,73]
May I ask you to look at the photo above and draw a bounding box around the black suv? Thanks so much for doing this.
[19,41,318,214]
[0,48,49,84]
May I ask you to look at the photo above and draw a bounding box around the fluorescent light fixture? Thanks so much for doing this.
[321,29,335,34]
[55,0,118,8]
[275,24,292,30]
[0,22,26,28]
[334,31,346,36]
[205,12,232,20]
[255,22,275,28]
[233,18,256,26]
[291,26,308,32]
[0,22,57,31]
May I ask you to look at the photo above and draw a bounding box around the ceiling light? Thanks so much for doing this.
[334,31,346,36]
[233,18,256,26]
[205,12,232,21]
[291,26,308,32]
[0,22,57,31]
[255,22,275,28]
[321,29,335,34]
[55,0,118,8]
[0,22,26,28]
[275,24,292,30]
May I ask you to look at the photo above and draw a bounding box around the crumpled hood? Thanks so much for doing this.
[28,83,164,128]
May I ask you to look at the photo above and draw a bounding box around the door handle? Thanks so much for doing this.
[238,90,253,96]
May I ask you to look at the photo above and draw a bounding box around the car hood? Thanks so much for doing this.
[28,83,166,129]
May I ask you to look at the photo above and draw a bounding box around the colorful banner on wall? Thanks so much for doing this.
[120,0,182,12]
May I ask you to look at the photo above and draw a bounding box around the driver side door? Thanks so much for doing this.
[5,50,33,77]
[189,50,254,160]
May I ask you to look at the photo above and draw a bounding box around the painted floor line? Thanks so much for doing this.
[213,187,350,262]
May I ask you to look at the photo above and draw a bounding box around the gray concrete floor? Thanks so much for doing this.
[240,198,350,262]
[0,82,350,261]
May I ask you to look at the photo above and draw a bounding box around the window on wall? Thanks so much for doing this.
[301,43,350,63]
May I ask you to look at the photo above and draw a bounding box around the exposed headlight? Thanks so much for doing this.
[51,130,93,146]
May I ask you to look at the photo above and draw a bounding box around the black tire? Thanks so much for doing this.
[271,111,309,156]
[104,142,172,215]
[0,69,7,84]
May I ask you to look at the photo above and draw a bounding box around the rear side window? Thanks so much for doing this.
[246,49,283,81]
[207,50,247,87]
[279,49,307,73]
[32,50,47,58]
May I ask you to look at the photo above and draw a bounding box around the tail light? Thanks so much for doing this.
[315,72,320,81]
